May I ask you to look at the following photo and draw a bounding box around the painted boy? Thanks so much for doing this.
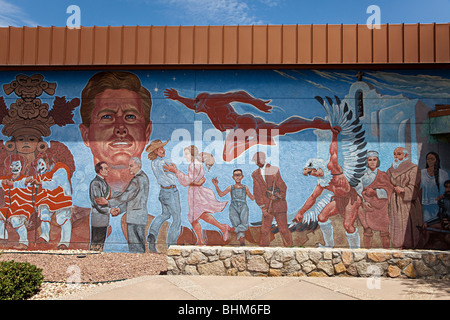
[212,169,255,246]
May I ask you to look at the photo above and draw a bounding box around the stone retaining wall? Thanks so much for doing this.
[167,246,450,279]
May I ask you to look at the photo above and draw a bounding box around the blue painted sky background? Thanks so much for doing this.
[0,0,449,27]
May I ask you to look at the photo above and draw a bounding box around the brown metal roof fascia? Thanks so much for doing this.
[0,24,449,68]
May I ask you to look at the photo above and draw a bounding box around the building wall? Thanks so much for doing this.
[0,68,448,252]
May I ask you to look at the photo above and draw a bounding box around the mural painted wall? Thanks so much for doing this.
[0,69,448,253]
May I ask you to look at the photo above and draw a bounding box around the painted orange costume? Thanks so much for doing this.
[0,174,35,221]
[34,162,73,212]
[0,172,35,248]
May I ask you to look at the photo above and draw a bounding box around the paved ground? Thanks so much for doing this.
[59,275,450,300]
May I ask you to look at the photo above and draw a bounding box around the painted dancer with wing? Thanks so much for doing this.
[293,96,367,249]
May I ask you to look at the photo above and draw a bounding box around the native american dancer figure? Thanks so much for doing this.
[292,96,368,249]
[164,88,331,162]
[0,155,35,249]
[26,152,73,249]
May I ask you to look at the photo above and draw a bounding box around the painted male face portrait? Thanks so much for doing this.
[99,163,110,178]
[156,146,166,158]
[394,147,407,162]
[445,183,450,195]
[252,152,266,168]
[367,156,379,171]
[128,159,141,176]
[232,170,244,183]
[80,88,152,169]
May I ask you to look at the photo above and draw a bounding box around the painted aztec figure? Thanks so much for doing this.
[0,69,448,252]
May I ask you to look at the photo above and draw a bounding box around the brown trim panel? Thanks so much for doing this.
[0,24,448,67]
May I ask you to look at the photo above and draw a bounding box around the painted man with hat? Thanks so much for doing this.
[146,140,181,252]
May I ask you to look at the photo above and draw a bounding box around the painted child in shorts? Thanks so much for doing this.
[212,169,255,246]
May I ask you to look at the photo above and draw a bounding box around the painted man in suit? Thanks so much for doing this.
[251,151,293,247]
[95,157,149,253]
[89,161,120,251]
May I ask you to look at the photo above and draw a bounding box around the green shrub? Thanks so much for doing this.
[0,260,44,300]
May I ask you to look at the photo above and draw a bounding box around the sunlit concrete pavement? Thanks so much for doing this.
[60,275,450,300]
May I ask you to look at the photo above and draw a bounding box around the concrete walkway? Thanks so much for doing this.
[60,275,450,300]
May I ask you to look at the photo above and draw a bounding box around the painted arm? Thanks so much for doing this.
[108,179,139,208]
[245,185,255,201]
[40,169,72,196]
[211,178,230,198]
[327,126,342,174]
[252,174,269,209]
[166,163,204,187]
[275,169,287,200]
[12,178,28,189]
[402,166,421,202]
[164,163,189,187]
[190,176,205,186]
[294,184,325,222]
[212,91,273,113]
[90,180,111,215]
[164,88,196,111]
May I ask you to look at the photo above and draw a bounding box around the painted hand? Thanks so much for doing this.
[163,163,177,173]
[110,207,120,216]
[394,186,405,194]
[164,88,180,100]
[95,197,108,206]
[254,99,273,113]
[294,211,304,223]
[5,179,14,187]
[331,125,342,135]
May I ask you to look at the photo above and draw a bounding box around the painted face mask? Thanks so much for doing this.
[36,158,47,174]
[10,160,22,175]
[304,158,332,187]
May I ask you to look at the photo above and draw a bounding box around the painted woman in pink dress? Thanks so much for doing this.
[164,145,231,245]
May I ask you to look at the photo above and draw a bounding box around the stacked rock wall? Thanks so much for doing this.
[167,246,450,279]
